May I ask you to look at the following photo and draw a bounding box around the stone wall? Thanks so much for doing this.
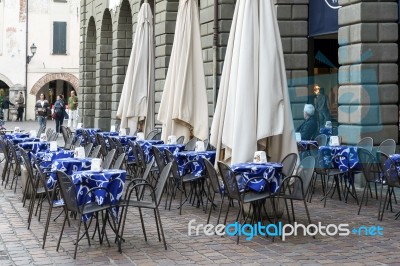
[338,0,398,144]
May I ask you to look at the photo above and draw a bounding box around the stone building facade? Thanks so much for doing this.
[80,0,399,144]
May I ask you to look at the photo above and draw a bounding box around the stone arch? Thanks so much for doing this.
[30,73,79,95]
[0,73,14,88]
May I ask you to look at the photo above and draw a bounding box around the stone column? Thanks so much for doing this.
[274,0,309,130]
[338,0,398,144]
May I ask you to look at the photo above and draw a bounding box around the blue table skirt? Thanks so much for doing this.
[71,169,126,221]
[175,151,216,177]
[318,146,360,173]
[231,162,283,193]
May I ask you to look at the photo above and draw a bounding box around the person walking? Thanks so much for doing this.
[16,91,25,121]
[314,85,330,129]
[35,93,50,130]
[67,90,78,129]
[54,95,65,133]
[2,96,15,121]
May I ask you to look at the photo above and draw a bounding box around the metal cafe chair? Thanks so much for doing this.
[116,163,172,253]
[377,139,396,156]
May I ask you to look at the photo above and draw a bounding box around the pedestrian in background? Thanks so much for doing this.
[296,104,318,140]
[68,90,78,129]
[2,96,15,121]
[35,93,50,130]
[314,85,330,129]
[16,91,25,121]
[54,94,65,133]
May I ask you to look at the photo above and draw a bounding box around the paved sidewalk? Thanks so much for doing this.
[0,123,399,265]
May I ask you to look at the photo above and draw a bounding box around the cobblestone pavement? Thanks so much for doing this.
[0,120,399,265]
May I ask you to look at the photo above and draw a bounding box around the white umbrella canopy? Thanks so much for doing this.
[157,0,209,143]
[210,0,298,165]
[116,2,154,135]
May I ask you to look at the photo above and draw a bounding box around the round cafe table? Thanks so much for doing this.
[47,157,92,189]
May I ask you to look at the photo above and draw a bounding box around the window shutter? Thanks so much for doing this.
[53,22,67,54]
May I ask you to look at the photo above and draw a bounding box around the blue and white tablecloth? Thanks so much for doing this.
[320,127,332,136]
[35,149,74,169]
[384,154,400,181]
[297,140,318,150]
[74,128,101,144]
[10,137,40,145]
[3,133,30,139]
[98,131,119,137]
[71,169,126,221]
[47,157,92,189]
[318,146,360,172]
[231,162,283,193]
[109,136,137,161]
[19,141,50,153]
[137,140,164,163]
[175,151,216,177]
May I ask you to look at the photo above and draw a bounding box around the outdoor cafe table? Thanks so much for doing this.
[74,128,101,144]
[175,151,216,177]
[137,139,164,163]
[19,141,50,153]
[231,162,283,193]
[3,133,30,139]
[47,157,92,189]
[70,169,126,221]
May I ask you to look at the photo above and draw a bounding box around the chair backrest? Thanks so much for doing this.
[36,125,45,138]
[131,141,146,174]
[6,140,21,172]
[164,149,175,163]
[291,156,315,199]
[314,134,328,146]
[64,135,74,150]
[50,132,59,141]
[46,128,54,139]
[19,148,35,184]
[357,137,373,152]
[152,146,167,172]
[281,153,298,178]
[103,149,116,169]
[176,136,185,144]
[60,126,69,142]
[154,162,173,206]
[376,151,400,188]
[89,145,101,158]
[357,148,381,183]
[0,138,9,159]
[112,138,125,156]
[56,170,80,213]
[96,133,108,157]
[184,138,197,151]
[308,143,319,158]
[378,139,396,156]
[151,132,161,140]
[107,136,117,151]
[81,130,91,144]
[84,142,93,157]
[217,161,241,201]
[203,158,222,194]
[297,142,307,160]
[73,137,82,148]
[112,153,125,169]
[146,129,160,140]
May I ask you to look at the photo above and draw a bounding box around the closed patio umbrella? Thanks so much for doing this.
[116,1,154,135]
[210,0,298,164]
[157,0,209,143]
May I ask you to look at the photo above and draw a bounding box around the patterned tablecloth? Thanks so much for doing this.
[231,162,283,193]
[297,140,318,150]
[74,128,101,144]
[318,146,360,172]
[71,169,126,221]
[35,149,75,169]
[47,157,93,189]
[175,151,216,177]
[9,137,40,145]
[384,154,400,181]
[3,133,30,139]
[19,141,50,153]
[137,140,164,163]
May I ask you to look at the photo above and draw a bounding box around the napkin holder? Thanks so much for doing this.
[40,133,47,142]
[195,141,205,152]
[29,130,37,138]
[110,125,116,132]
[14,127,20,133]
[77,123,83,129]
[74,147,85,159]
[136,132,145,140]
[329,136,340,146]
[253,151,267,163]
[49,141,58,152]
[119,128,127,136]
[295,132,302,142]
[91,158,103,171]
[167,135,177,144]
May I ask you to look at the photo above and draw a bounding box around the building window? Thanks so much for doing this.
[53,0,67,2]
[53,22,67,54]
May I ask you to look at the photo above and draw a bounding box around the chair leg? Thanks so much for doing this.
[207,192,216,224]
[155,207,167,250]
[56,212,68,252]
[380,189,389,221]
[216,195,225,225]
[154,209,161,242]
[378,184,384,221]
[303,198,315,239]
[74,216,83,259]
[138,207,147,242]
[235,203,242,245]
[357,186,367,215]
[223,200,231,225]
